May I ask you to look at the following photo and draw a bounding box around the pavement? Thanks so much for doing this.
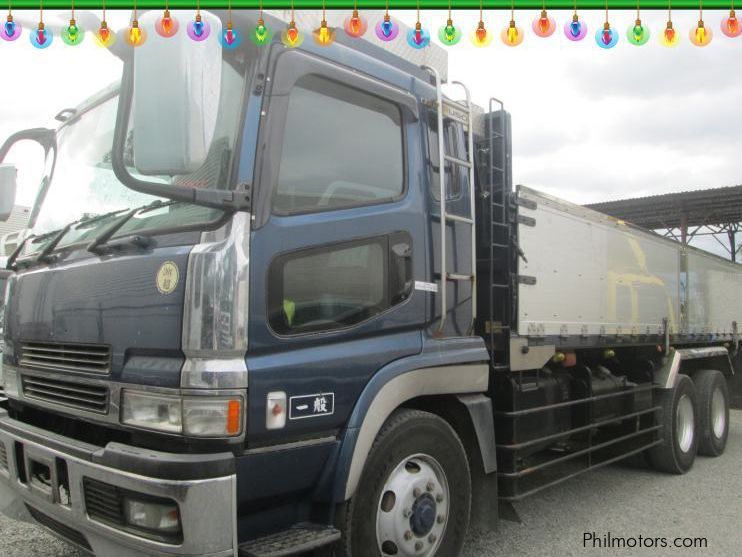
[2,411,741,557]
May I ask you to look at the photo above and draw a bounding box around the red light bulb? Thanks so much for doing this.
[538,17,550,34]
[287,25,298,43]
[350,14,361,34]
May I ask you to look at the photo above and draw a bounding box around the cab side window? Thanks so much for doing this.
[268,233,412,335]
[274,75,404,214]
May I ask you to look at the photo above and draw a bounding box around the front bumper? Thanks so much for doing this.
[0,408,237,556]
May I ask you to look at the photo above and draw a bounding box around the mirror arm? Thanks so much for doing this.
[112,61,251,213]
[0,128,55,163]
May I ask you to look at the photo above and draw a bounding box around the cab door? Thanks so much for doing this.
[245,48,428,445]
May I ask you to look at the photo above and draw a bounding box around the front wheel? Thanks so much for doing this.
[336,409,471,557]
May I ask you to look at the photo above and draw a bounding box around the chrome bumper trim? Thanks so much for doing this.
[0,414,236,556]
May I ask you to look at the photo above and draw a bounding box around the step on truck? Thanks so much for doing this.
[0,10,738,557]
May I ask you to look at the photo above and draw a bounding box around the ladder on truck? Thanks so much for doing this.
[479,97,514,367]
[422,66,477,335]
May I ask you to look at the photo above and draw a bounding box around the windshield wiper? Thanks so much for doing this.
[87,199,174,254]
[77,207,130,228]
[36,223,75,263]
[6,234,34,270]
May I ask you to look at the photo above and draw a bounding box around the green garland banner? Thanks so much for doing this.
[2,2,737,9]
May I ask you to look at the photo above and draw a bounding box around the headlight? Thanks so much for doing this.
[121,391,182,434]
[121,390,243,437]
[183,396,243,436]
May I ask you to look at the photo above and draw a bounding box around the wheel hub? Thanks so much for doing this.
[676,393,695,453]
[711,386,726,439]
[410,493,437,537]
[376,454,449,557]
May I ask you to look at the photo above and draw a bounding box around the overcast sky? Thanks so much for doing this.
[1,9,740,255]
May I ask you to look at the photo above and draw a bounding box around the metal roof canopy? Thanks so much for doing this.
[585,185,742,262]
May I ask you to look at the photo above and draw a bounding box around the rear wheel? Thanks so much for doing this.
[693,369,729,457]
[335,409,471,557]
[648,374,698,474]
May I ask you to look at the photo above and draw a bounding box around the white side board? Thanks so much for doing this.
[515,186,741,341]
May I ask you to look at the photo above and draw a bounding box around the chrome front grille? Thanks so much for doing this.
[21,374,109,414]
[0,442,7,471]
[20,342,111,375]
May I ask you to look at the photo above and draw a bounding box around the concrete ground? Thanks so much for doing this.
[2,411,741,557]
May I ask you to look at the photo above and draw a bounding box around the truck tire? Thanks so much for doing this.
[335,409,471,557]
[648,374,698,474]
[693,369,729,457]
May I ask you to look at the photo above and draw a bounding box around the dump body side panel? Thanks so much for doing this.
[516,186,742,350]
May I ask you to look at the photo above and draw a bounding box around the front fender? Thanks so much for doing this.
[330,336,490,502]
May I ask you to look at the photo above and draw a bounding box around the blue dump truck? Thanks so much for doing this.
[0,10,738,557]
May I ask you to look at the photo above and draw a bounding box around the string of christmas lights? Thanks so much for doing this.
[2,4,741,49]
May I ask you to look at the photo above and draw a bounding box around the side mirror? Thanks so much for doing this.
[0,165,18,222]
[131,10,222,176]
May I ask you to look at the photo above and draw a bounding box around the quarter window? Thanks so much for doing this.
[274,75,404,214]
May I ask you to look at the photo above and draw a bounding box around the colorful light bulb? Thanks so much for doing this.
[221,22,241,49]
[690,20,713,46]
[438,18,461,46]
[344,9,367,38]
[313,19,336,46]
[2,13,21,41]
[660,20,679,47]
[407,21,430,49]
[627,18,650,46]
[61,18,84,46]
[564,14,587,41]
[156,9,180,38]
[126,19,147,47]
[532,10,556,37]
[375,14,399,41]
[282,20,304,48]
[596,22,618,49]
[95,20,116,48]
[251,18,272,45]
[501,20,524,47]
[471,20,493,47]
[30,21,52,49]
[187,13,211,42]
[721,10,741,38]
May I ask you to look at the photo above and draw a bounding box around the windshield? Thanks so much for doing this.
[21,54,249,258]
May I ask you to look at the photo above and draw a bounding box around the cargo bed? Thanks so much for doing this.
[516,186,742,348]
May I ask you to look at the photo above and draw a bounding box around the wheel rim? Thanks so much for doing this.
[676,394,695,453]
[711,386,726,439]
[376,453,450,557]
